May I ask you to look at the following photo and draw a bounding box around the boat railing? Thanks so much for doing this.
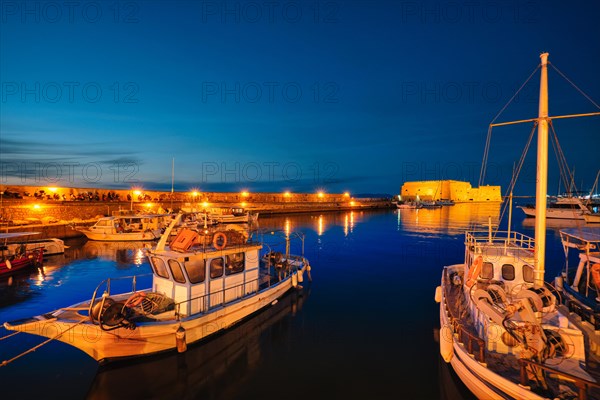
[442,269,486,363]
[465,230,535,250]
[174,260,304,319]
[519,359,600,400]
[173,277,261,319]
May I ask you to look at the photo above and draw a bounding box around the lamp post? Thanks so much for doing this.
[131,189,141,211]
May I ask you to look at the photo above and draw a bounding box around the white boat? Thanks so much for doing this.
[208,207,259,224]
[2,214,310,363]
[518,196,591,220]
[397,201,423,209]
[78,215,170,241]
[436,53,600,399]
[2,233,65,255]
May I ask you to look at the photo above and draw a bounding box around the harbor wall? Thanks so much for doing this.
[400,180,501,202]
[0,185,392,237]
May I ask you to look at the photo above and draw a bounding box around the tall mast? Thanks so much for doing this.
[534,52,549,288]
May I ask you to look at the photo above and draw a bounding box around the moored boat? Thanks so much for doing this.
[436,53,600,399]
[518,196,591,220]
[397,201,423,209]
[78,215,170,241]
[2,213,310,363]
[0,233,45,277]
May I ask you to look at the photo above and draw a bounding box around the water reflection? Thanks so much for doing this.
[257,211,365,237]
[397,203,502,236]
[87,289,309,400]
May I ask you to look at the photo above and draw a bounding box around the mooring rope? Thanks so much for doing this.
[0,319,86,367]
[0,331,20,341]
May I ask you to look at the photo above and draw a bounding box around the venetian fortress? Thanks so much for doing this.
[400,180,501,202]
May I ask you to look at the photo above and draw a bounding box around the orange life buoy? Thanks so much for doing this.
[591,264,600,290]
[466,256,483,288]
[213,232,227,250]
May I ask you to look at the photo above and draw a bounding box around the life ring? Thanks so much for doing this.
[466,256,483,288]
[591,264,600,290]
[213,232,227,250]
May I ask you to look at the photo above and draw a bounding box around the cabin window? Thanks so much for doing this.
[226,253,245,275]
[210,258,224,279]
[184,259,206,284]
[481,262,494,280]
[501,264,515,281]
[151,257,170,279]
[97,220,111,227]
[168,260,187,283]
[523,264,534,283]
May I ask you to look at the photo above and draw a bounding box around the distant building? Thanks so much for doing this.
[400,180,501,202]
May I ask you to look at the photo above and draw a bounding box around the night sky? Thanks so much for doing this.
[1,0,599,195]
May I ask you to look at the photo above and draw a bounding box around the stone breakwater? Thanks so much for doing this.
[0,187,392,238]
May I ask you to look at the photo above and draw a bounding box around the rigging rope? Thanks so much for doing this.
[479,65,541,186]
[494,122,538,236]
[549,63,600,110]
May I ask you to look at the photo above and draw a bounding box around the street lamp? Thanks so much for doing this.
[131,188,142,211]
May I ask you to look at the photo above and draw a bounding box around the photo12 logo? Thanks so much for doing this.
[0,1,140,23]
[201,81,339,104]
[1,81,140,104]
[198,1,339,24]
[1,162,140,184]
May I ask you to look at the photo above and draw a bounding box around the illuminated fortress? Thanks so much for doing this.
[400,180,501,203]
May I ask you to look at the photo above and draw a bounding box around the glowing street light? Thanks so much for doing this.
[344,192,350,197]
[241,191,249,197]
[317,191,325,199]
[130,188,142,211]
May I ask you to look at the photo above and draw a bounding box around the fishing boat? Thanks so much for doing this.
[557,228,600,332]
[436,199,455,206]
[0,233,44,277]
[421,200,442,209]
[518,196,591,220]
[436,53,600,399]
[2,214,310,363]
[397,201,423,209]
[78,215,170,241]
[5,235,65,256]
[207,207,259,224]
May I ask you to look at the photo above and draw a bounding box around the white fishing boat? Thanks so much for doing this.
[208,207,259,224]
[518,196,591,220]
[2,214,310,363]
[78,215,170,241]
[2,232,65,256]
[436,53,600,399]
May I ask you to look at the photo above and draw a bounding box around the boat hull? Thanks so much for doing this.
[0,250,43,277]
[439,265,546,400]
[79,230,161,242]
[4,274,295,362]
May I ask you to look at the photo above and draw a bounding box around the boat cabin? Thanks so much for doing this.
[464,231,536,295]
[147,235,261,318]
[90,215,166,235]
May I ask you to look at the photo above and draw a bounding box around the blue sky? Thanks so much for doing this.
[1,0,599,195]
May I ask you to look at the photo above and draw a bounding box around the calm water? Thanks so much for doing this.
[0,205,572,399]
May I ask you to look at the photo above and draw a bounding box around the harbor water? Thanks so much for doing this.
[0,205,571,399]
